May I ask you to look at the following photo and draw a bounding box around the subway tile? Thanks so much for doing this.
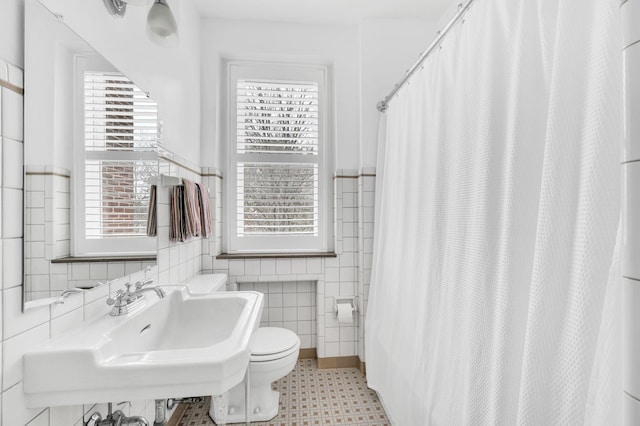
[3,238,21,289]
[2,381,46,426]
[268,307,283,322]
[107,262,125,279]
[297,281,312,292]
[283,307,297,321]
[3,138,22,189]
[297,321,312,335]
[324,342,339,357]
[268,282,283,293]
[89,263,108,280]
[3,322,49,390]
[84,281,110,305]
[275,258,291,275]
[0,58,7,81]
[339,341,356,357]
[624,162,640,279]
[6,63,23,88]
[260,259,276,275]
[51,307,84,337]
[253,282,269,294]
[339,326,356,342]
[244,259,260,276]
[268,293,283,308]
[50,291,83,319]
[325,326,340,343]
[290,258,307,274]
[282,321,297,334]
[306,258,322,274]
[51,405,83,426]
[125,261,143,276]
[1,88,23,142]
[229,259,244,276]
[3,286,49,339]
[84,298,109,324]
[26,409,49,426]
[282,293,297,307]
[297,292,312,307]
[325,282,339,297]
[299,335,312,348]
[71,263,91,281]
[624,43,640,162]
[339,267,355,282]
[2,189,22,238]
[282,282,297,293]
[625,278,640,398]
[297,306,313,321]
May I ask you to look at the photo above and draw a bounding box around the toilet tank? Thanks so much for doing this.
[183,273,228,294]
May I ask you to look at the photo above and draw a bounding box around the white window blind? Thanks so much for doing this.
[229,64,328,252]
[81,71,158,249]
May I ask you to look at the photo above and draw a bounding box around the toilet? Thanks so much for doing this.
[210,327,300,424]
[183,273,301,424]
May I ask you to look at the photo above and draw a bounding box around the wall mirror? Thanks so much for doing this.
[23,0,158,309]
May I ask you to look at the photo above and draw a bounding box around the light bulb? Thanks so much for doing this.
[147,0,177,39]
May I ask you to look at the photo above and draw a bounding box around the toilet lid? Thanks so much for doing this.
[251,327,300,360]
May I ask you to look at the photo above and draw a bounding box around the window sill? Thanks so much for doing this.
[216,252,337,260]
[51,255,157,264]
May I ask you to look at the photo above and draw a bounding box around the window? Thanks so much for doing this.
[227,63,329,253]
[74,64,158,255]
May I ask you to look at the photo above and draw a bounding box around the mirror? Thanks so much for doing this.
[23,0,158,308]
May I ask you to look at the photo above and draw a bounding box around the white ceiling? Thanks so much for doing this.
[191,0,454,24]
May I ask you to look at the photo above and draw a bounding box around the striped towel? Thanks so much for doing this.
[182,179,202,237]
[197,183,213,238]
[146,184,157,237]
[170,185,188,242]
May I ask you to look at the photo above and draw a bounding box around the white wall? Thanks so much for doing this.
[200,19,361,170]
[622,0,640,421]
[38,0,202,164]
[359,19,438,168]
[0,0,24,68]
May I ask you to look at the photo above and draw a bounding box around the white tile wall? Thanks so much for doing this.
[0,57,172,425]
[204,170,376,361]
[238,281,317,348]
[156,155,203,287]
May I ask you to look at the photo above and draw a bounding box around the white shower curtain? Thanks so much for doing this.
[365,0,622,424]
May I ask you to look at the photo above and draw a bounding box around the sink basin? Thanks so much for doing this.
[23,288,263,408]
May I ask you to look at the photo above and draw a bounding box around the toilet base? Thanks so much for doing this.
[210,386,280,424]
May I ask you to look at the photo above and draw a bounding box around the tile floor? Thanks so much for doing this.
[177,359,390,426]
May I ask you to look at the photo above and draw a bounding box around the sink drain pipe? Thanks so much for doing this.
[154,400,167,426]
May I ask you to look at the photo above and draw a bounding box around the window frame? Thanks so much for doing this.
[225,61,331,254]
[72,55,157,256]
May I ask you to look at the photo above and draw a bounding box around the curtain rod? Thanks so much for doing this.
[376,0,477,112]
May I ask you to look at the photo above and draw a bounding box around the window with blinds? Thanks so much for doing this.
[229,64,328,252]
[78,71,158,254]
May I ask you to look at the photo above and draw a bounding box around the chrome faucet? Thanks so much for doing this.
[55,288,86,304]
[106,281,165,316]
[85,402,149,426]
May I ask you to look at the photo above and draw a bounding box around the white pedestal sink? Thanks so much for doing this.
[23,288,264,408]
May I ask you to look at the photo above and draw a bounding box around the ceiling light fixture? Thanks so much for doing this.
[146,0,179,46]
[103,0,178,47]
[103,0,151,18]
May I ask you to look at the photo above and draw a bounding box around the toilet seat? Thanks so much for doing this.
[250,327,300,362]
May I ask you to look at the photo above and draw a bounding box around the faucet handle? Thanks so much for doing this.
[106,289,125,306]
[135,278,154,290]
